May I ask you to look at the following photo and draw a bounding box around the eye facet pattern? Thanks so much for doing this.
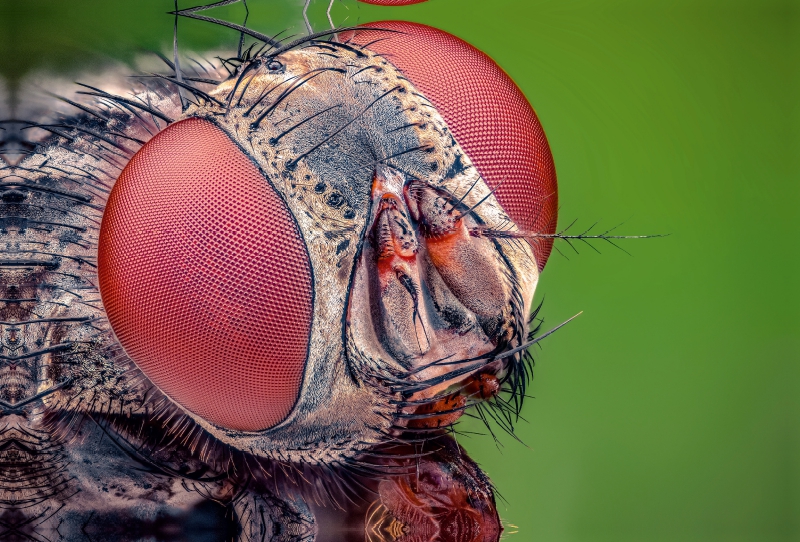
[0,4,566,540]
[99,117,314,432]
[345,21,559,270]
[357,0,429,5]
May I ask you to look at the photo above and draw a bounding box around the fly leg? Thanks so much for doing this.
[233,491,315,542]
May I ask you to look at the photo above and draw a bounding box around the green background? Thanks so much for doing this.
[1,0,796,540]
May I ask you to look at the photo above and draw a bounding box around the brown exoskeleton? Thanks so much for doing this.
[0,8,567,540]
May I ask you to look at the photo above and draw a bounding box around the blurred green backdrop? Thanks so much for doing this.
[1,0,796,540]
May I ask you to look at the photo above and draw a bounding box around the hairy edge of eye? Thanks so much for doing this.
[98,118,313,432]
[343,21,558,270]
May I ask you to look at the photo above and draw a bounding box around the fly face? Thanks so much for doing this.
[95,26,558,465]
[0,9,569,538]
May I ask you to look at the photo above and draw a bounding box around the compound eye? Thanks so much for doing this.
[357,0,429,4]
[98,118,313,432]
[347,21,558,269]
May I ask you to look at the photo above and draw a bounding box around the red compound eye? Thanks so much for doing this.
[98,118,313,432]
[357,0,428,5]
[346,21,558,269]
